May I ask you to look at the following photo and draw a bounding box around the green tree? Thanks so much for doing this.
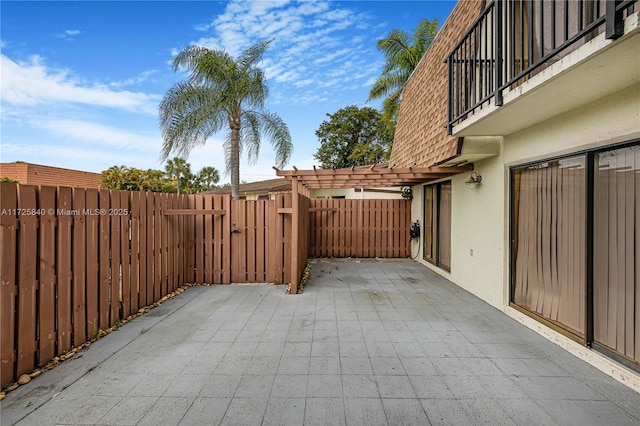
[143,168,177,193]
[367,18,438,126]
[313,105,393,169]
[164,157,195,194]
[159,40,293,199]
[99,166,176,193]
[195,166,220,191]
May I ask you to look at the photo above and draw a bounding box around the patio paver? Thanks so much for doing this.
[2,259,639,425]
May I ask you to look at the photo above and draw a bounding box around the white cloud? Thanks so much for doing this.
[0,54,160,114]
[187,0,379,106]
[193,23,211,32]
[57,29,82,39]
[314,48,351,64]
[109,69,159,89]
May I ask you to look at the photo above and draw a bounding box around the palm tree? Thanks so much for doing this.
[164,157,193,194]
[196,166,220,191]
[367,18,438,126]
[159,40,292,199]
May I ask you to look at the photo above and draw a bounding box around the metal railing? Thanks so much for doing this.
[446,0,637,134]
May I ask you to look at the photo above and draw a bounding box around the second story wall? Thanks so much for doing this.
[390,0,486,168]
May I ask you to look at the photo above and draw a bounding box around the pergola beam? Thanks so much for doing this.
[275,164,470,190]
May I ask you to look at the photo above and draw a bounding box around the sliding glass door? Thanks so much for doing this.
[593,146,640,364]
[511,142,639,368]
[424,182,451,271]
[511,156,586,337]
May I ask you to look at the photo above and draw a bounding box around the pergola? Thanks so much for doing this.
[273,163,470,293]
[274,163,470,193]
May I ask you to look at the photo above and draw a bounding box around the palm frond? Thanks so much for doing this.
[222,134,233,177]
[237,40,272,71]
[240,112,262,164]
[158,82,226,160]
[247,109,292,168]
[367,18,438,123]
[245,68,268,109]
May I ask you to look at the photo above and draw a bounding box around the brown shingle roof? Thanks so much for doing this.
[389,0,487,168]
[201,178,291,195]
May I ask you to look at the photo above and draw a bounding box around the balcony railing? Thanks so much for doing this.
[446,0,638,134]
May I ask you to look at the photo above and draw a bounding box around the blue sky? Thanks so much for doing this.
[1,0,455,184]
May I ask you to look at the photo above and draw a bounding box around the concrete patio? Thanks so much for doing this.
[2,259,639,425]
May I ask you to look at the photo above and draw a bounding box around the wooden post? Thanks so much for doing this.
[290,177,299,294]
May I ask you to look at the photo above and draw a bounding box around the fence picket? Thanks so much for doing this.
[16,185,38,377]
[166,194,175,292]
[110,191,121,324]
[154,193,162,301]
[256,201,266,282]
[38,186,57,364]
[247,201,257,282]
[130,192,141,311]
[0,183,18,384]
[203,195,213,283]
[72,188,87,346]
[85,189,100,339]
[160,194,169,297]
[98,190,111,329]
[138,192,148,307]
[56,187,73,353]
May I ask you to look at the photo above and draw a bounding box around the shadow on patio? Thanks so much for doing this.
[2,260,639,425]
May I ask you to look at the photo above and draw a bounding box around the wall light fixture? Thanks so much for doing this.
[465,172,482,190]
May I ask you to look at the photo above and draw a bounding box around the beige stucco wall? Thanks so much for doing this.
[504,84,640,167]
[311,187,403,200]
[411,151,507,308]
[410,83,640,311]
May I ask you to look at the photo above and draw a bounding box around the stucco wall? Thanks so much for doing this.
[410,83,640,310]
[411,151,506,308]
[504,84,640,166]
[311,188,403,200]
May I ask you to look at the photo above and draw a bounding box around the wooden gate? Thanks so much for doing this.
[187,194,292,284]
[229,198,290,283]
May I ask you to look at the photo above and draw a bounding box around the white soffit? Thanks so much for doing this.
[440,136,501,167]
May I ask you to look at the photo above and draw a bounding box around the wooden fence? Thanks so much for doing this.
[1,183,407,387]
[309,198,411,258]
[0,183,191,387]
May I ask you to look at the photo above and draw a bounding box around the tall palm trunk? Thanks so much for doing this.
[229,114,241,199]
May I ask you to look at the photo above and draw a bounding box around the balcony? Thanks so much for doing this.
[446,0,639,136]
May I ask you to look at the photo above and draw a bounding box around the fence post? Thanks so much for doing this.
[290,177,299,294]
